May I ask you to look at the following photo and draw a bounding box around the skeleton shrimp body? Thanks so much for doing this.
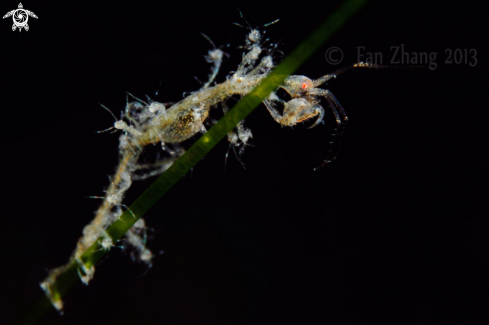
[140,75,265,144]
[139,64,370,169]
[41,14,387,312]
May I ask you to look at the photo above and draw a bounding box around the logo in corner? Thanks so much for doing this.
[3,3,37,32]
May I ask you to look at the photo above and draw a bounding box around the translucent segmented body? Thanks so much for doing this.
[141,74,265,144]
[41,16,387,312]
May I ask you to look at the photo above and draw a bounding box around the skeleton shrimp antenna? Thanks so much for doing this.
[142,76,166,104]
[233,8,253,30]
[261,18,280,28]
[154,76,164,99]
[267,36,285,57]
[200,32,216,49]
[126,92,149,106]
[95,103,118,133]
[87,195,137,220]
[200,31,231,54]
[314,62,424,87]
[233,9,280,30]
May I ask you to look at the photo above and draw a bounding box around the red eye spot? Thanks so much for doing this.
[301,83,308,89]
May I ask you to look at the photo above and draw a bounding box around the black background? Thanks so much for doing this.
[1,1,487,324]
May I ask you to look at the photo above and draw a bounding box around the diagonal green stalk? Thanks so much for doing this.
[18,1,368,323]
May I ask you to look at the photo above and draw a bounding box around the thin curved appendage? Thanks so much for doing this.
[313,61,424,87]
[262,99,283,124]
[200,33,226,89]
[306,105,325,129]
[75,257,94,286]
[224,138,247,170]
[88,196,136,220]
[126,92,149,106]
[234,8,252,30]
[95,103,119,133]
[95,126,117,134]
[262,18,280,27]
[132,157,181,181]
[311,90,349,171]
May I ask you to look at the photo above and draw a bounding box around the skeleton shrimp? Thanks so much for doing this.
[41,14,391,312]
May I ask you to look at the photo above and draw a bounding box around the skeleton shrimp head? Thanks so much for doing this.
[281,75,315,98]
[235,12,279,50]
[246,29,261,49]
[100,237,114,251]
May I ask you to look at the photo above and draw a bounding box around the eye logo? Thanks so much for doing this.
[3,3,37,32]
